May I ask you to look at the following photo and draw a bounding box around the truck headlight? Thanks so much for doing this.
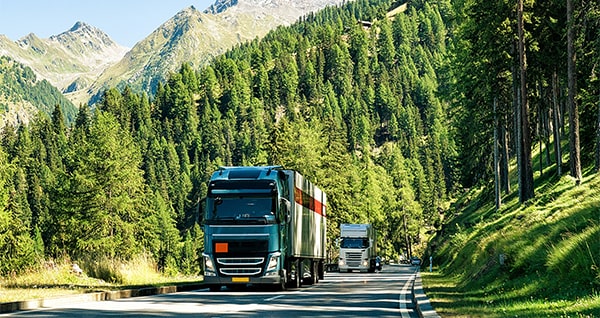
[203,254,216,276]
[267,253,280,272]
[362,260,369,266]
[338,259,345,266]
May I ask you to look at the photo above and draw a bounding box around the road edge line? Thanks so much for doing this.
[412,268,440,318]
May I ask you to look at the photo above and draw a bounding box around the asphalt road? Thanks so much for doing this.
[3,264,420,318]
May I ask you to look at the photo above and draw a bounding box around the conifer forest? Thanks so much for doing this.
[0,0,598,290]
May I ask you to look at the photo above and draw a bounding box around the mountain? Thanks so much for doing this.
[0,0,347,113]
[86,0,347,103]
[0,21,129,115]
[0,22,128,95]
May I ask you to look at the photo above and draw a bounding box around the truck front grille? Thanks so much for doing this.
[220,268,262,275]
[345,252,363,267]
[217,257,264,266]
[213,239,269,277]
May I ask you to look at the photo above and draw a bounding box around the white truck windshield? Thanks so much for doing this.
[340,238,369,248]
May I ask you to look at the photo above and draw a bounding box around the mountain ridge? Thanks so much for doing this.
[0,0,348,125]
[86,0,346,104]
[0,21,128,94]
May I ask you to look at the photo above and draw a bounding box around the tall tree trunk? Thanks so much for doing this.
[538,93,543,177]
[518,0,535,202]
[540,82,551,167]
[567,0,582,184]
[596,92,600,172]
[501,115,510,194]
[494,97,501,209]
[544,100,551,167]
[513,41,522,200]
[403,214,412,258]
[552,71,562,176]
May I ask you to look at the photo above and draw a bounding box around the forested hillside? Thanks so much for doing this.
[424,0,599,315]
[0,0,453,275]
[0,56,77,128]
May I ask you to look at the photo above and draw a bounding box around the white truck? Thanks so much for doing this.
[338,223,378,273]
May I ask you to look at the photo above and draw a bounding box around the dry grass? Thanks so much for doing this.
[0,256,202,303]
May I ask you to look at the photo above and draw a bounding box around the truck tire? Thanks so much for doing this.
[313,261,319,284]
[304,261,316,285]
[318,261,325,280]
[286,259,301,289]
[274,273,287,291]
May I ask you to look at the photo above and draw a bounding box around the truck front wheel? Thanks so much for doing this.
[286,259,301,289]
[275,270,287,291]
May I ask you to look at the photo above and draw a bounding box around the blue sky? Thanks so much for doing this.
[0,0,215,47]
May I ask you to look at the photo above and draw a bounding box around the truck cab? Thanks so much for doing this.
[338,223,377,273]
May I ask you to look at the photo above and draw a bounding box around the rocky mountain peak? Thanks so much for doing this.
[69,21,89,32]
[50,21,124,52]
[205,0,239,14]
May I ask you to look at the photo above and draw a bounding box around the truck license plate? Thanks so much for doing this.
[232,277,249,283]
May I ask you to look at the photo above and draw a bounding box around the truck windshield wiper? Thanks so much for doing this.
[205,216,272,225]
[236,216,270,224]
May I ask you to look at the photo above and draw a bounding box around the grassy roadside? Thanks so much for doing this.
[422,270,599,317]
[423,167,600,317]
[0,257,202,303]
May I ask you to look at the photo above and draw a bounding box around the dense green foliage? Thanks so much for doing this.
[0,0,598,313]
[0,56,77,123]
[0,0,453,276]
[449,0,600,186]
[424,0,600,314]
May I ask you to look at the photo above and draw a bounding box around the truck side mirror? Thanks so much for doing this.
[197,197,206,226]
[280,198,291,223]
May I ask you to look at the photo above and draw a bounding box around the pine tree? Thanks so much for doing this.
[56,112,149,259]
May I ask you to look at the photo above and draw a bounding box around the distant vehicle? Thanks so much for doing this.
[410,257,421,266]
[338,224,378,273]
[375,256,382,271]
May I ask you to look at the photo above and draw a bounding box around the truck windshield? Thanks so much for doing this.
[340,238,369,248]
[208,196,275,223]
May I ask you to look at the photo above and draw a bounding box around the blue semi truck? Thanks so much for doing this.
[200,166,327,291]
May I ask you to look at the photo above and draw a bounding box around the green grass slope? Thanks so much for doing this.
[424,166,600,317]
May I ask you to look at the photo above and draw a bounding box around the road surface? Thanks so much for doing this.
[3,264,420,317]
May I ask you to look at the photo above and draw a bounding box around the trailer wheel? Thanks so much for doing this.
[304,261,316,285]
[313,261,320,283]
[318,261,325,280]
[296,259,304,287]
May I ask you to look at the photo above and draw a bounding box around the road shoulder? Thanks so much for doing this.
[412,268,440,318]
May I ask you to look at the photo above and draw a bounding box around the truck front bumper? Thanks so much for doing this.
[204,274,282,286]
[338,265,369,272]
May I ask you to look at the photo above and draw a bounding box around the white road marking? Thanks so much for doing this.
[264,295,284,301]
